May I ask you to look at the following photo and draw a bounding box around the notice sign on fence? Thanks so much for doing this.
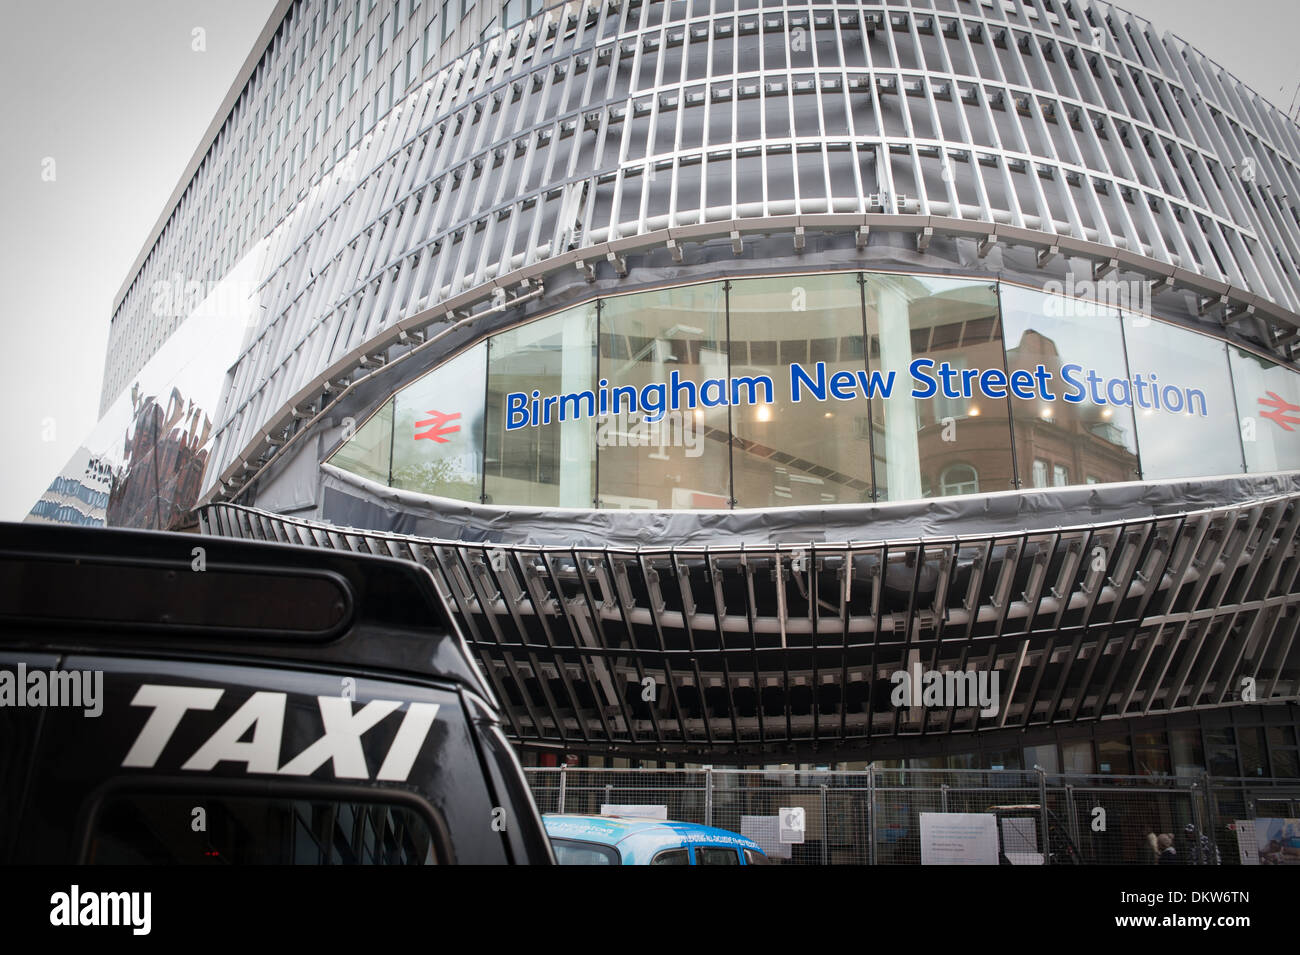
[1233,820,1258,866]
[779,807,806,844]
[919,812,1000,865]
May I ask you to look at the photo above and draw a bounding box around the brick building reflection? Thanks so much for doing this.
[107,384,213,530]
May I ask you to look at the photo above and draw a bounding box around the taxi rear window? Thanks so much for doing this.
[650,848,689,865]
[695,846,741,865]
[550,838,619,864]
[83,792,444,865]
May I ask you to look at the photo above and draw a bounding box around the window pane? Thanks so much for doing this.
[695,846,740,864]
[1000,285,1138,489]
[1229,346,1300,472]
[390,342,486,501]
[1205,726,1237,776]
[1170,729,1205,777]
[597,284,730,509]
[1134,731,1170,776]
[1023,743,1059,774]
[1060,739,1095,774]
[865,275,1012,501]
[551,838,619,864]
[1121,315,1242,479]
[651,848,690,865]
[982,748,1021,770]
[1095,735,1132,775]
[1272,749,1300,778]
[329,399,393,484]
[89,793,439,865]
[1239,726,1268,777]
[1267,726,1298,748]
[728,274,872,507]
[485,304,597,507]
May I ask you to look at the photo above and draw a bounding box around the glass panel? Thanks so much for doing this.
[1272,749,1300,778]
[485,304,597,507]
[1060,739,1095,774]
[1228,346,1300,472]
[1170,729,1205,777]
[1121,315,1242,479]
[597,284,731,509]
[390,342,486,501]
[1205,726,1237,776]
[865,275,1013,500]
[728,274,872,506]
[550,839,619,864]
[89,793,439,864]
[651,848,690,865]
[1267,726,1298,748]
[695,846,741,865]
[1095,735,1132,775]
[1134,730,1171,776]
[329,399,394,484]
[982,748,1022,770]
[1023,743,1059,774]
[1000,286,1139,489]
[1239,726,1268,777]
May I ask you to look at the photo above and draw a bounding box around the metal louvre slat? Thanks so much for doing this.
[196,498,1300,756]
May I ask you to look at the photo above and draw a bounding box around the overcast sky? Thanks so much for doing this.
[0,0,1297,520]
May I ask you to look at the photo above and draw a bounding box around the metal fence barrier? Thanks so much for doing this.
[525,766,1300,865]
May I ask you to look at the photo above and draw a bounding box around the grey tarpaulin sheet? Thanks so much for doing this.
[314,463,1300,547]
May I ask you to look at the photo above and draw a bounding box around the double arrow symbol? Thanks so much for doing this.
[414,409,461,442]
[1259,392,1300,432]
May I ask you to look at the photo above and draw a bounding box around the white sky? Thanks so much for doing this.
[0,0,1296,520]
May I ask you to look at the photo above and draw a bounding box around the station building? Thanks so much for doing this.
[33,0,1300,779]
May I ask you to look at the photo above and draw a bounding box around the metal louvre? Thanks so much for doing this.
[200,493,1300,757]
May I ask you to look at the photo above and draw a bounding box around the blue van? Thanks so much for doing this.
[544,814,771,865]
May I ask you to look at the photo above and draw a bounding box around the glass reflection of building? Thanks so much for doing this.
[328,273,1296,510]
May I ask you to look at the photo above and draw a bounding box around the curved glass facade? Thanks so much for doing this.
[328,271,1300,509]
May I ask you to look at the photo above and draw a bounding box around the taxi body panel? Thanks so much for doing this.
[544,814,768,865]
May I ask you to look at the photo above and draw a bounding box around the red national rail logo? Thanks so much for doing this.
[1259,392,1300,432]
[414,409,461,442]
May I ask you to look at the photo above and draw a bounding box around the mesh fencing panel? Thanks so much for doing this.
[525,766,1300,865]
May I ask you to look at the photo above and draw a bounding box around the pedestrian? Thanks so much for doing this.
[1157,833,1178,864]
[1183,822,1221,865]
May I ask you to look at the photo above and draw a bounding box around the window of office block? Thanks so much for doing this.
[329,398,394,484]
[728,274,872,507]
[1000,284,1139,490]
[389,341,486,501]
[485,303,597,507]
[1170,728,1205,777]
[1228,345,1300,473]
[1121,313,1242,480]
[597,283,731,509]
[864,274,1012,500]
